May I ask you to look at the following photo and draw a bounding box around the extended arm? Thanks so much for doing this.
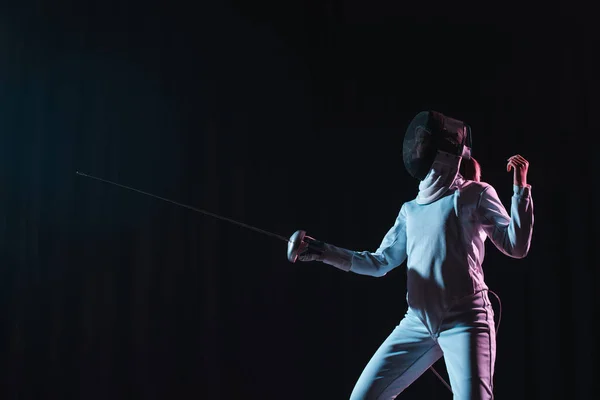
[298,205,408,277]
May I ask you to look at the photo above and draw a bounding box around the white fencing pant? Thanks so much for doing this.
[349,290,496,400]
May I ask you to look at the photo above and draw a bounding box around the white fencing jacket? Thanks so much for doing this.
[321,176,534,329]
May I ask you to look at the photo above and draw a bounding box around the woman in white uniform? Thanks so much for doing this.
[296,111,534,400]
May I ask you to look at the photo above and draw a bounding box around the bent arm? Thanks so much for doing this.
[321,205,408,277]
[478,185,534,258]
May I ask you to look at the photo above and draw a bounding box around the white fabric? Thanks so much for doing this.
[349,291,496,400]
[416,151,462,205]
[320,178,533,398]
[346,180,533,329]
[321,180,533,329]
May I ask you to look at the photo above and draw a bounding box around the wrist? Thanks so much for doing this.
[320,243,353,271]
[306,238,326,260]
[513,184,531,197]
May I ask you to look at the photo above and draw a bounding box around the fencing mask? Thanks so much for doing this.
[402,111,473,204]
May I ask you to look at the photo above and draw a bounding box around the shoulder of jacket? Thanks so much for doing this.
[459,179,492,194]
[456,180,497,210]
[399,199,417,213]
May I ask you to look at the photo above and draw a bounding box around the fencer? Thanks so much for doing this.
[297,111,534,400]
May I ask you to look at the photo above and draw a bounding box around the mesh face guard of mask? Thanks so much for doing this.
[402,110,472,181]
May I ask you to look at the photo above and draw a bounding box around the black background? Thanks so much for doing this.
[1,1,598,399]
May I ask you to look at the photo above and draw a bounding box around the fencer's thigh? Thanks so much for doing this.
[349,311,443,400]
[438,291,496,400]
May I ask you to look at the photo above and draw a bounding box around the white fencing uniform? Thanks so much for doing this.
[321,176,534,399]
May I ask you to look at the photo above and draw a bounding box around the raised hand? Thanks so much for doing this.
[506,154,529,187]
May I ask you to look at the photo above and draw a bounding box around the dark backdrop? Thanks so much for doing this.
[1,1,597,399]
